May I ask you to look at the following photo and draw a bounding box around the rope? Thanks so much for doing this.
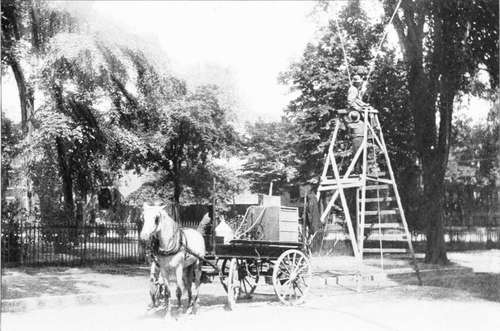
[236,207,266,239]
[234,207,250,236]
[361,0,403,99]
[333,11,352,84]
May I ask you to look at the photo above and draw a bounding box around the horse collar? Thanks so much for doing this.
[157,228,183,257]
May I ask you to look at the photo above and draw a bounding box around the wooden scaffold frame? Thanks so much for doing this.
[316,106,421,285]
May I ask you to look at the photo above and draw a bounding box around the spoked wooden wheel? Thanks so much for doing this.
[239,259,259,298]
[225,258,260,310]
[272,249,312,305]
[220,258,231,292]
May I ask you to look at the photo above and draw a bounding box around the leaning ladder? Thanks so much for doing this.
[316,107,422,285]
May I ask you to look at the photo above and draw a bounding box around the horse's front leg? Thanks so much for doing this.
[190,260,202,314]
[159,268,173,318]
[175,264,185,310]
[184,265,193,312]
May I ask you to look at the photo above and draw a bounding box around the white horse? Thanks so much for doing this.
[140,203,205,315]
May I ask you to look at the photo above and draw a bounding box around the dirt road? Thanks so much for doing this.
[3,251,500,331]
[3,277,500,331]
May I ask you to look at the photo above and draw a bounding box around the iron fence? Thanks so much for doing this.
[2,220,500,267]
[1,223,146,266]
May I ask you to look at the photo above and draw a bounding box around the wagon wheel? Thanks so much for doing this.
[221,258,259,298]
[219,258,231,292]
[272,249,312,305]
[238,259,259,298]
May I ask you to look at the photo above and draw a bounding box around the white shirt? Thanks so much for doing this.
[347,85,367,109]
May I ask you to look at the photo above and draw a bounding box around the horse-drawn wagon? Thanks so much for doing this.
[141,201,313,314]
[202,204,313,309]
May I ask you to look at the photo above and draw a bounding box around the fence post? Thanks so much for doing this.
[137,223,141,263]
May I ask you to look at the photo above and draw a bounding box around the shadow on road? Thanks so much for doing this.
[137,292,279,320]
[1,273,109,300]
[388,271,500,303]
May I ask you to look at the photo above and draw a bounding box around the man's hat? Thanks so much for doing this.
[352,75,363,83]
[348,110,361,122]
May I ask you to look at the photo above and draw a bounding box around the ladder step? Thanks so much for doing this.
[319,183,363,191]
[373,171,386,176]
[364,197,395,202]
[324,223,344,232]
[366,171,387,177]
[363,248,407,254]
[320,178,363,185]
[365,185,390,190]
[363,222,402,229]
[364,210,398,216]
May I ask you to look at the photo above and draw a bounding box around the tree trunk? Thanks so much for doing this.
[173,173,181,204]
[422,154,448,264]
[9,58,33,134]
[406,57,449,264]
[56,137,74,225]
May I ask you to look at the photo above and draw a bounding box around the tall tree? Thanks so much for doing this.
[29,31,175,227]
[142,84,238,203]
[385,0,498,263]
[242,119,298,195]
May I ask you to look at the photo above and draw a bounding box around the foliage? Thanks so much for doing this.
[127,161,246,206]
[1,114,22,197]
[1,200,26,262]
[96,223,107,238]
[445,101,499,225]
[241,119,299,194]
[1,0,80,131]
[25,24,182,226]
[136,84,240,202]
[183,161,247,205]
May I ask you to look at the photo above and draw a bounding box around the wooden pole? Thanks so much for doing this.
[302,193,307,250]
[212,178,217,255]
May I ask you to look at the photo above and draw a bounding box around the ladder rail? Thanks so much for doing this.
[358,108,370,257]
[327,134,360,258]
[374,116,422,285]
[369,119,384,270]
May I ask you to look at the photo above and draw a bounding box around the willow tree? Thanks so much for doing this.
[30,27,176,228]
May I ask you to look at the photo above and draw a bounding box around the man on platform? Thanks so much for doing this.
[344,74,379,175]
[347,74,368,111]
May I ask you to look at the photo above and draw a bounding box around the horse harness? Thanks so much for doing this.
[149,212,220,272]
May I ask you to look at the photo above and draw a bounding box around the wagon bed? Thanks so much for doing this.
[207,239,303,260]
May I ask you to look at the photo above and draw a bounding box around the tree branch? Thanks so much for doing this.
[110,74,139,109]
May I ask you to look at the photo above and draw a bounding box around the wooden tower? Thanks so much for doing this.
[316,107,421,280]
